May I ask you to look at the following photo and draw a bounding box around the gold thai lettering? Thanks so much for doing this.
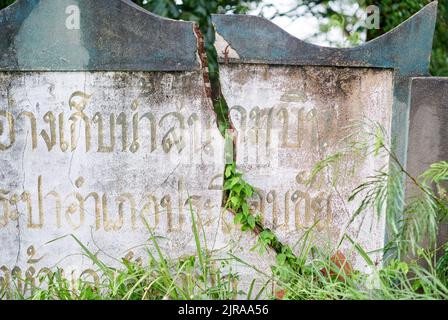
[129,100,156,153]
[140,194,159,229]
[113,193,136,231]
[17,111,37,149]
[64,177,86,230]
[58,112,69,152]
[69,91,92,152]
[161,195,174,232]
[159,112,186,153]
[229,105,247,161]
[93,112,115,152]
[277,107,304,149]
[1,91,214,157]
[0,110,15,150]
[0,175,209,233]
[229,105,323,154]
[0,245,104,296]
[248,107,261,143]
[40,111,57,151]
[115,112,128,152]
[247,188,333,231]
[0,189,10,227]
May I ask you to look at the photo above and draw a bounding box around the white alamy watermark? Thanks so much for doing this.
[365,5,380,30]
[65,5,80,30]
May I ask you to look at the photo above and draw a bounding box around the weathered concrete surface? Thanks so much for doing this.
[215,210,278,295]
[407,77,448,250]
[221,64,394,270]
[0,70,228,284]
[0,1,277,295]
[0,0,200,71]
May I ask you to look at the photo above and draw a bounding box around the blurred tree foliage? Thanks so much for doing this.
[257,1,368,47]
[0,0,14,10]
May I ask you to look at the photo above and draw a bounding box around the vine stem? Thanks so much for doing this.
[226,207,290,256]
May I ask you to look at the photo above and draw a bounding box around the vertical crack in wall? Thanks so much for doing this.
[193,24,212,101]
[193,24,236,210]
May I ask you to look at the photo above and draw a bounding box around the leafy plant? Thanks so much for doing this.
[1,203,252,300]
[224,162,258,231]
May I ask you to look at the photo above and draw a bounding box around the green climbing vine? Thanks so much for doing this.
[224,162,258,231]
[223,161,305,276]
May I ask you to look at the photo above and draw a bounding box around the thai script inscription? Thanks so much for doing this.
[0,91,217,159]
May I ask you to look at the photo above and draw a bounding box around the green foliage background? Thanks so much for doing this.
[0,0,13,10]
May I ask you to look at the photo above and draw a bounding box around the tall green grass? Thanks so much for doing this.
[0,203,266,300]
[2,209,447,300]
[1,121,448,300]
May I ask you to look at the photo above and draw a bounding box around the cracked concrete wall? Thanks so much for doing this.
[211,9,438,272]
[0,70,228,277]
[221,64,394,270]
[0,0,438,295]
[0,0,279,295]
[0,71,275,296]
[212,6,437,271]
